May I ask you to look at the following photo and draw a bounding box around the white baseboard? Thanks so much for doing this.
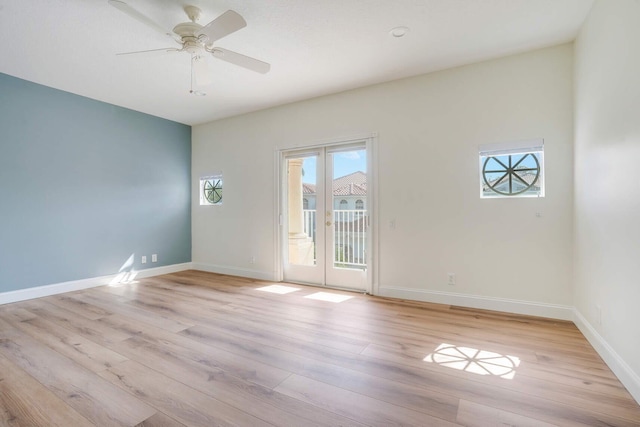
[573,309,640,405]
[377,286,574,320]
[0,263,193,305]
[134,263,193,279]
[191,262,276,282]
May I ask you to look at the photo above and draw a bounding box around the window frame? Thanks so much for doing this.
[200,174,223,206]
[479,139,544,199]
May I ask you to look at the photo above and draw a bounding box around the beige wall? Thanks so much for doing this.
[574,0,640,401]
[192,43,575,317]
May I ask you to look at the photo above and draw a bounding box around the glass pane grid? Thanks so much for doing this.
[480,151,543,198]
[200,176,223,205]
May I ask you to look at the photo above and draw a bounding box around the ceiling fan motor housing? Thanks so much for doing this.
[173,21,208,54]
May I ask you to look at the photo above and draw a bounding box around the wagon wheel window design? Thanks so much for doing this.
[482,153,540,196]
[204,179,222,204]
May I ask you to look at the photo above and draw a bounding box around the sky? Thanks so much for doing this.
[302,149,366,184]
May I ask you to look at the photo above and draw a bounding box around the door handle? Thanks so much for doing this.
[326,221,332,226]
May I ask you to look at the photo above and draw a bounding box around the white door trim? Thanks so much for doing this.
[275,133,378,295]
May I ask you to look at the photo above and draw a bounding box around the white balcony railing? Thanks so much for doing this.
[303,209,317,245]
[303,209,367,269]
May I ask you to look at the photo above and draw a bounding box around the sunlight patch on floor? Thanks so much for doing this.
[109,253,139,285]
[424,343,520,379]
[255,284,301,294]
[108,271,139,286]
[304,292,353,303]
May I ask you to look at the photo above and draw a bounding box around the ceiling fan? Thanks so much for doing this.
[108,0,270,95]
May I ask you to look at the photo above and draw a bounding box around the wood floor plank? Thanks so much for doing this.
[275,374,459,426]
[456,399,557,427]
[47,293,113,320]
[0,318,156,426]
[99,360,275,427]
[15,299,133,346]
[99,312,292,389]
[0,308,128,373]
[112,334,367,427]
[69,292,194,333]
[120,280,371,354]
[0,352,93,427]
[134,411,188,427]
[179,323,463,423]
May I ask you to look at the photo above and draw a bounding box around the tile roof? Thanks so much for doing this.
[303,183,316,194]
[334,183,367,196]
[333,171,366,189]
[303,171,367,196]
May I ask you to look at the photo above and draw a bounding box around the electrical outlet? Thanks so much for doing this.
[249,256,256,264]
[141,256,147,264]
[447,273,456,286]
[152,254,157,263]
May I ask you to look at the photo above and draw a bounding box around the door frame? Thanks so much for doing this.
[274,134,378,295]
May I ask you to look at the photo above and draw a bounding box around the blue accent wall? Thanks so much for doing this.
[0,73,191,292]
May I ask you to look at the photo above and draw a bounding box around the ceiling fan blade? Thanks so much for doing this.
[192,56,212,86]
[197,10,247,45]
[108,0,180,43]
[210,48,270,74]
[116,48,181,57]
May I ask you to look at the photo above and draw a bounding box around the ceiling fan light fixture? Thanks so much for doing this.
[183,5,202,23]
[389,26,410,38]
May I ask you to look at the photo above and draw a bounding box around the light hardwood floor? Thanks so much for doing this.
[1,270,639,426]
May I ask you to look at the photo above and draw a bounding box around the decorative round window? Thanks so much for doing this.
[482,153,540,196]
[203,179,222,204]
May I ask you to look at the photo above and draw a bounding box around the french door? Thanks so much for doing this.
[282,142,369,291]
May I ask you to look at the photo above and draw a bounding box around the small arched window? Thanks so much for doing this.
[355,199,364,210]
[303,198,309,209]
[339,200,348,210]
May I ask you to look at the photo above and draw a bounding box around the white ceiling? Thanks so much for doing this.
[0,0,593,125]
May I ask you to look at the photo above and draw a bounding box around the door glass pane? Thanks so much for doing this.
[287,156,317,265]
[331,149,367,270]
